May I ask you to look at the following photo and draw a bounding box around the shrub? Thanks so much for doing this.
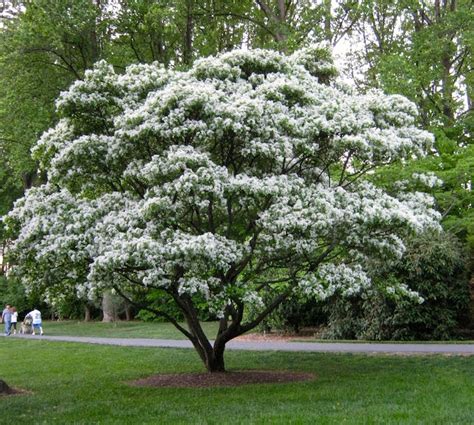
[323,232,471,340]
[250,294,326,334]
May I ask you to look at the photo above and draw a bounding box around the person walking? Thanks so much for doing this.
[11,307,18,335]
[27,308,43,335]
[1,304,12,336]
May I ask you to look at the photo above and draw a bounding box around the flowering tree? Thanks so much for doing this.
[6,45,440,372]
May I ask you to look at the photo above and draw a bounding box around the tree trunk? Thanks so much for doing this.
[323,0,332,42]
[183,0,194,66]
[84,304,92,322]
[255,0,289,50]
[469,276,474,327]
[90,0,102,65]
[177,293,227,372]
[22,170,35,189]
[101,290,118,322]
[441,52,455,122]
[124,303,133,321]
[0,379,13,394]
[170,284,292,373]
[206,348,226,373]
[0,239,6,275]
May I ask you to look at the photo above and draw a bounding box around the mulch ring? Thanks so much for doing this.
[129,370,315,388]
[0,387,30,397]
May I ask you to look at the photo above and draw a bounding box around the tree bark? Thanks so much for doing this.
[101,290,119,322]
[0,240,6,275]
[124,302,133,321]
[170,281,293,372]
[323,0,332,42]
[172,291,226,372]
[441,52,455,122]
[183,0,194,66]
[206,348,226,372]
[254,0,289,50]
[84,304,92,322]
[89,0,102,65]
[0,379,13,394]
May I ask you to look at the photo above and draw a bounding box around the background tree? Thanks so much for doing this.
[324,231,471,340]
[347,0,474,248]
[0,0,112,188]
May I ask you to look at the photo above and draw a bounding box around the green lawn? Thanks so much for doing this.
[0,338,473,424]
[42,320,220,339]
[41,320,474,344]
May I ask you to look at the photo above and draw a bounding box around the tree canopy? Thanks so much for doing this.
[7,45,441,371]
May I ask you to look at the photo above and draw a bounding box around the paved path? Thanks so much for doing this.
[7,334,474,355]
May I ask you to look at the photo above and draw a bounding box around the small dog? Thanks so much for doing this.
[20,316,33,335]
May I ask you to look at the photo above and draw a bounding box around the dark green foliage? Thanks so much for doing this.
[324,232,471,340]
[0,275,29,316]
[250,294,326,334]
[0,274,55,320]
[136,289,218,322]
[52,295,98,321]
[136,290,184,323]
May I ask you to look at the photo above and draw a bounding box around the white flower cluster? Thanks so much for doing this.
[385,283,424,304]
[412,172,443,188]
[290,43,337,80]
[298,264,371,300]
[7,45,441,313]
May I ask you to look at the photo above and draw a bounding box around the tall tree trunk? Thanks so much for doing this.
[466,82,473,112]
[183,0,194,66]
[323,0,332,42]
[469,276,474,327]
[124,302,133,321]
[84,304,92,322]
[0,240,6,275]
[434,0,456,124]
[22,170,35,189]
[441,52,455,122]
[102,290,118,322]
[90,0,102,65]
[255,0,289,50]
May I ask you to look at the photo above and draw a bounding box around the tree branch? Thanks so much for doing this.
[112,285,194,340]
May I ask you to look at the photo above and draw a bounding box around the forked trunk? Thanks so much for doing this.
[177,292,229,372]
[185,322,227,372]
[174,286,293,373]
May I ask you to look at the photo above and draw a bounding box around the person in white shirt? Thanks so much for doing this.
[11,307,18,335]
[27,308,43,336]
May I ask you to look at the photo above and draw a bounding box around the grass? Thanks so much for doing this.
[0,338,473,424]
[42,320,473,344]
[42,320,220,339]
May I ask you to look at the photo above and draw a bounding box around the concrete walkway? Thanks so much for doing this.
[7,334,474,355]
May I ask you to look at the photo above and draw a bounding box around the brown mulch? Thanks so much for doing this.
[129,370,315,388]
[0,388,29,397]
